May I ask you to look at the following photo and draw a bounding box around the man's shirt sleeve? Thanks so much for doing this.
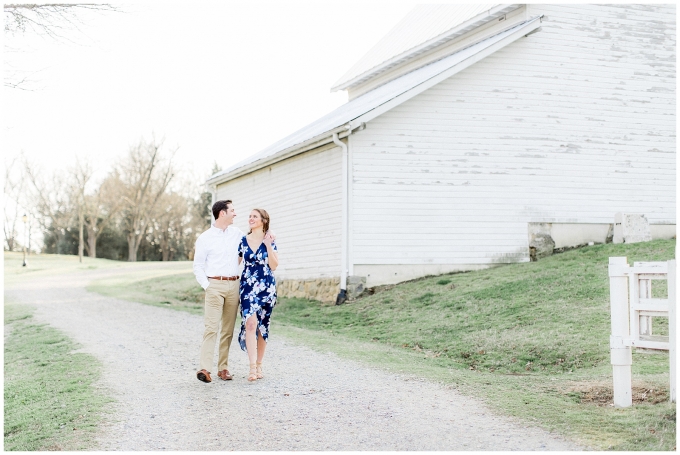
[193,235,210,290]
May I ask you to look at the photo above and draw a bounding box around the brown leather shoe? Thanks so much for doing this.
[197,369,212,383]
[217,369,233,381]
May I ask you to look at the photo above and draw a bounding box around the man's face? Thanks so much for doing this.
[222,203,236,224]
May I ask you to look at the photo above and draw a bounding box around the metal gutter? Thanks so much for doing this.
[332,131,349,303]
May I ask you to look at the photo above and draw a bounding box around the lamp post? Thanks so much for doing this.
[22,214,27,267]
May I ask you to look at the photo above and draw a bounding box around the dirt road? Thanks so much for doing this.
[6,265,582,450]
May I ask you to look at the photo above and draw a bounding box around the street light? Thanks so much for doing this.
[22,214,27,267]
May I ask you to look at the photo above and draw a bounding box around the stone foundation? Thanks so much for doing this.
[613,213,652,244]
[528,223,555,262]
[277,277,340,303]
[347,275,366,299]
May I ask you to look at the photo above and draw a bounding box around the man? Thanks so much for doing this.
[193,199,243,383]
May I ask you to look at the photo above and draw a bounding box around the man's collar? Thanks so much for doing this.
[210,223,233,232]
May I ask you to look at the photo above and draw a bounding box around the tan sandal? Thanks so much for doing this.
[256,362,263,379]
[248,363,257,382]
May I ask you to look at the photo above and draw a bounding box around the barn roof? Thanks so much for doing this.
[208,16,542,187]
[331,4,522,93]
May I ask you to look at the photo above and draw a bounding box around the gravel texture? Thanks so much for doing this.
[6,266,583,451]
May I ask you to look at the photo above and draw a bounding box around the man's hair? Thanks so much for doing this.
[212,200,232,221]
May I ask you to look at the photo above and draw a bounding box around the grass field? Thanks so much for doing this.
[4,302,112,450]
[88,268,204,314]
[88,239,677,450]
[4,252,118,450]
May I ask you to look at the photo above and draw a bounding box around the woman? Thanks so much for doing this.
[237,208,279,382]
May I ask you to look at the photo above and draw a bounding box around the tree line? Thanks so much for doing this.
[4,136,216,262]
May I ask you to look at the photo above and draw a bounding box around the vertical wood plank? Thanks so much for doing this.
[610,256,632,407]
[629,271,640,346]
[668,260,676,403]
[639,279,652,336]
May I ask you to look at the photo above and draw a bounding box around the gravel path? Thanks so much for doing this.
[6,266,582,451]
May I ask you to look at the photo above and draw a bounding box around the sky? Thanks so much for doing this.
[4,1,419,185]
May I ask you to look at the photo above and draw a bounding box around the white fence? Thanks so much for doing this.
[608,257,676,408]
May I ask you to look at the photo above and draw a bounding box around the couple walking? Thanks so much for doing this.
[192,199,278,383]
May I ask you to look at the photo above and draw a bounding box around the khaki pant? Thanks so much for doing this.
[199,279,239,372]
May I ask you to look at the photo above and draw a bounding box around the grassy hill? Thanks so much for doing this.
[277,239,673,375]
[89,239,677,450]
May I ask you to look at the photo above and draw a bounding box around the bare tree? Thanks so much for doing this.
[174,164,214,260]
[4,4,118,37]
[82,172,125,258]
[117,136,175,262]
[148,191,189,261]
[4,3,120,89]
[68,157,93,262]
[24,157,73,254]
[3,153,26,251]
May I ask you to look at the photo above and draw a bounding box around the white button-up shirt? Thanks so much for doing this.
[193,224,245,290]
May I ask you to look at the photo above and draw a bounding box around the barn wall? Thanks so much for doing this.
[348,6,529,100]
[215,143,343,285]
[350,4,675,278]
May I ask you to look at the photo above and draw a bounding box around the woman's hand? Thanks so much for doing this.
[263,231,278,271]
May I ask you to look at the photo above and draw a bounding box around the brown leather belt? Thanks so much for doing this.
[208,276,239,281]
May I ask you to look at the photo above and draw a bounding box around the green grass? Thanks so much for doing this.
[82,239,677,450]
[277,240,674,376]
[88,271,204,315]
[4,303,112,450]
[276,324,675,450]
[4,252,125,287]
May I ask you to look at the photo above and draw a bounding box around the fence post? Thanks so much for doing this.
[610,257,632,407]
[638,278,652,336]
[669,260,676,403]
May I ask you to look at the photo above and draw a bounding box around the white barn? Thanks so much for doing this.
[208,4,676,303]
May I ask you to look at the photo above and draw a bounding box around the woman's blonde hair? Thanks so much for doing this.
[248,208,270,235]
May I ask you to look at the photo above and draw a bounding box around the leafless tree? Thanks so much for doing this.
[81,172,125,258]
[3,152,26,251]
[4,3,118,37]
[148,191,190,261]
[172,165,214,260]
[68,157,93,262]
[117,136,175,262]
[4,3,120,89]
[24,156,73,254]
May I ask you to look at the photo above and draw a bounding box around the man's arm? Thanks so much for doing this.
[193,235,210,290]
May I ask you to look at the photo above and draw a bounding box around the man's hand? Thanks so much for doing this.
[263,231,275,246]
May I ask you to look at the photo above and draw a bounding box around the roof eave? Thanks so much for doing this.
[207,125,351,188]
[209,16,542,189]
[330,3,521,93]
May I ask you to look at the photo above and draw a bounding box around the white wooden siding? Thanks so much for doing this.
[215,144,343,279]
[349,6,529,99]
[350,4,675,266]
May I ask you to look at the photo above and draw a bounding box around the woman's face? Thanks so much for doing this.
[249,210,263,231]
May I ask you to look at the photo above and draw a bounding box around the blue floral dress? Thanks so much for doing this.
[238,236,278,351]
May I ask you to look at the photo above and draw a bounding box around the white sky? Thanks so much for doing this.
[4,1,419,184]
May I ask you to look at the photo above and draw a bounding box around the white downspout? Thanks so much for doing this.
[333,131,348,304]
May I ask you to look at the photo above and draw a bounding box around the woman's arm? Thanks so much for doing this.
[263,232,278,271]
[266,248,278,271]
